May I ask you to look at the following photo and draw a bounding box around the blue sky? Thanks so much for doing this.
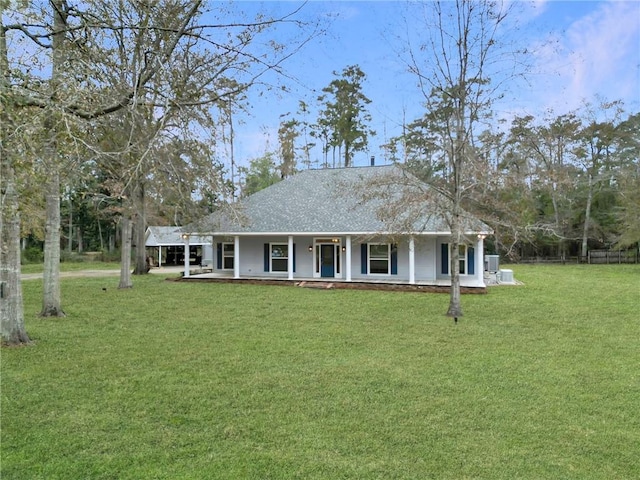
[215,1,640,168]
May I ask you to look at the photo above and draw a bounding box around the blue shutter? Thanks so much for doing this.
[441,243,449,274]
[468,246,475,275]
[361,244,368,274]
[216,243,222,269]
[293,244,296,272]
[391,244,397,275]
[264,243,269,272]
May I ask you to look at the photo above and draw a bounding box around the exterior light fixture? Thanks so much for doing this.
[308,245,313,252]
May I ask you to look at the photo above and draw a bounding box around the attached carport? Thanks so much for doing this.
[145,226,213,267]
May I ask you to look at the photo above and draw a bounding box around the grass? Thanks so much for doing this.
[20,261,120,274]
[2,265,639,479]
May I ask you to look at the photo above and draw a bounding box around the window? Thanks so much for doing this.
[270,244,288,272]
[361,243,397,275]
[369,243,391,274]
[441,243,475,275]
[458,244,467,275]
[222,243,234,270]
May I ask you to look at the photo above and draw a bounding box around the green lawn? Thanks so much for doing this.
[2,265,639,479]
[20,261,120,274]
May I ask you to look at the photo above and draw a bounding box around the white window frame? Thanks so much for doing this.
[270,243,289,272]
[368,243,391,275]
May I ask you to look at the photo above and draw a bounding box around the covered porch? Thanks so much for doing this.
[177,233,489,289]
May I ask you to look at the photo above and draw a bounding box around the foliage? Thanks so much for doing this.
[614,113,640,248]
[239,153,281,197]
[316,65,375,168]
[3,265,639,478]
[1,0,316,339]
[277,115,299,178]
[21,247,44,264]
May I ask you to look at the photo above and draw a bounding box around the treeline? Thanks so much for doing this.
[399,104,640,260]
[242,98,639,260]
[24,97,640,264]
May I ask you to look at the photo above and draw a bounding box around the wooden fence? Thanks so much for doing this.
[517,250,639,264]
[587,250,639,264]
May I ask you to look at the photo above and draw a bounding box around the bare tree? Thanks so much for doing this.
[82,1,316,283]
[3,1,204,317]
[2,1,317,338]
[398,0,527,320]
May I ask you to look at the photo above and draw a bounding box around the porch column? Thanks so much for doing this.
[158,247,162,268]
[345,235,352,281]
[287,235,294,280]
[476,235,485,281]
[182,235,190,278]
[233,235,240,279]
[409,236,416,284]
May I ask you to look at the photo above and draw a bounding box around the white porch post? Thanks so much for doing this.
[345,235,352,281]
[182,235,190,277]
[476,235,485,281]
[409,236,415,284]
[158,247,162,267]
[287,235,294,280]
[233,235,240,279]
[209,235,214,268]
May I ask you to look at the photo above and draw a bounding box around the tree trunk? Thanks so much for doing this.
[1,3,31,345]
[447,207,463,322]
[0,137,31,345]
[67,196,73,253]
[40,169,65,317]
[344,140,351,168]
[581,172,593,259]
[77,225,83,254]
[40,0,67,317]
[133,179,148,275]
[550,184,563,258]
[119,216,133,289]
[446,85,466,322]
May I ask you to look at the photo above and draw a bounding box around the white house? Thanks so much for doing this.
[182,165,492,288]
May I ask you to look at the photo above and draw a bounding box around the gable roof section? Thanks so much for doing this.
[191,165,491,236]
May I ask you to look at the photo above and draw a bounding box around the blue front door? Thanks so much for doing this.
[320,244,335,277]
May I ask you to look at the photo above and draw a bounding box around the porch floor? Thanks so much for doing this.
[172,270,488,294]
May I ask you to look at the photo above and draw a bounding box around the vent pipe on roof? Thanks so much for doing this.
[370,156,375,166]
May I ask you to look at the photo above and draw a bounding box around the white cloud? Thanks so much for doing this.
[532,1,640,114]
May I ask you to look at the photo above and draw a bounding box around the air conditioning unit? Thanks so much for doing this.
[499,269,514,284]
[485,255,500,273]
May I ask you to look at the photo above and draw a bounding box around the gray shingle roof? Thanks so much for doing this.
[190,165,490,235]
